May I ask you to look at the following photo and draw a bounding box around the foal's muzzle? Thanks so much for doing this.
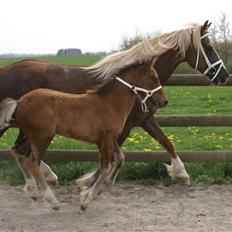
[158,98,168,108]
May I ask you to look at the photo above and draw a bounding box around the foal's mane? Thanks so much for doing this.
[84,23,203,80]
[89,61,149,95]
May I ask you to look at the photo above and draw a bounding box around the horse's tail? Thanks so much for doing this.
[0,98,17,130]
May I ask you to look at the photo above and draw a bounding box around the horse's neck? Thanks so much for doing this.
[155,49,184,85]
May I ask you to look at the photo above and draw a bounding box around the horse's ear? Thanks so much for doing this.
[201,20,211,34]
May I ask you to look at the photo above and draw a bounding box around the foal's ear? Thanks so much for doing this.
[149,56,156,70]
[201,20,211,34]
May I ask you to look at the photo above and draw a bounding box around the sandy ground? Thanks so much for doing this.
[1,182,232,232]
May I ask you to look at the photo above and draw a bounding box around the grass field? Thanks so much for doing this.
[0,55,232,185]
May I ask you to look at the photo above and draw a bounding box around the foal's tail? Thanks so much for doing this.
[0,98,17,130]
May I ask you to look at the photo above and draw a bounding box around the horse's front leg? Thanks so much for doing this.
[142,116,190,185]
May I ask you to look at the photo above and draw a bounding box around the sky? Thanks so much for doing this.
[0,0,231,54]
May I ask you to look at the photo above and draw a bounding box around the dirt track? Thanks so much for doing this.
[1,182,232,232]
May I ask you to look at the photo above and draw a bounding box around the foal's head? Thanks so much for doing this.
[128,57,168,109]
[185,20,229,85]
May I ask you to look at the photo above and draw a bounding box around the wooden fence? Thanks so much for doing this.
[0,74,232,162]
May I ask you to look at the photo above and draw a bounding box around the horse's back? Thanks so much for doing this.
[0,59,93,101]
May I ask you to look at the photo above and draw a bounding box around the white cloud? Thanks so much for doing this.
[0,0,231,54]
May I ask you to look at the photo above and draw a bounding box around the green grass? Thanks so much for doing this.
[0,54,102,68]
[0,56,232,185]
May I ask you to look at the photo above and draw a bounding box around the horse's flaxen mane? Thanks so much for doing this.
[84,23,204,80]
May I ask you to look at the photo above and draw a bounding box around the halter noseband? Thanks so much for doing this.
[115,77,162,112]
[195,33,225,82]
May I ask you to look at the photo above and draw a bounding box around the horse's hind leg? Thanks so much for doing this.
[11,149,39,200]
[106,142,125,186]
[13,129,58,185]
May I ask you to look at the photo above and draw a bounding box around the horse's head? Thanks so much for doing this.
[185,20,229,85]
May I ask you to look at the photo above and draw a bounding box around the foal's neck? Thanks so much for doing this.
[101,72,141,120]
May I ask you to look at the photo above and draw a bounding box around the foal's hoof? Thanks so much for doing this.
[23,184,39,200]
[47,179,59,187]
[44,188,60,210]
[180,178,191,186]
[31,196,38,202]
[76,179,88,191]
[51,204,60,211]
[80,205,87,212]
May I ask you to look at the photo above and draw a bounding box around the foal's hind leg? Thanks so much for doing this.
[26,145,60,210]
[40,161,58,186]
[13,129,58,185]
[76,168,100,191]
[11,149,39,200]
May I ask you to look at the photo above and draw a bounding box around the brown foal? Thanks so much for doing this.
[0,58,167,210]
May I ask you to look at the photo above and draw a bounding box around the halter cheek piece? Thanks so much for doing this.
[115,77,162,112]
[195,33,225,82]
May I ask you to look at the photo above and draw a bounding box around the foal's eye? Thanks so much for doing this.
[153,78,158,84]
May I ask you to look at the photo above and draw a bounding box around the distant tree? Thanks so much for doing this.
[118,30,159,51]
[211,12,232,65]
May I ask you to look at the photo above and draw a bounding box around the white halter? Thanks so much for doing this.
[115,77,162,112]
[195,33,225,82]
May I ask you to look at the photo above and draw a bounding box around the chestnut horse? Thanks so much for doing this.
[0,21,229,186]
[0,58,167,210]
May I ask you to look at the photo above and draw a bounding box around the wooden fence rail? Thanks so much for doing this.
[0,74,231,162]
[167,74,232,86]
[1,150,232,162]
[156,115,232,127]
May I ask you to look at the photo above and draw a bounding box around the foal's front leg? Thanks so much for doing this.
[142,116,190,185]
[106,142,125,186]
[80,139,113,211]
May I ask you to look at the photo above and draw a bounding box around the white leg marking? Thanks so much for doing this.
[164,156,190,185]
[23,177,39,200]
[80,165,111,211]
[40,161,58,185]
[44,187,60,210]
[76,170,99,190]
